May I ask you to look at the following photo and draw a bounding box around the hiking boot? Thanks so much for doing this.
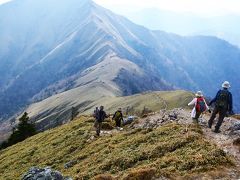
[208,122,212,129]
[213,129,221,133]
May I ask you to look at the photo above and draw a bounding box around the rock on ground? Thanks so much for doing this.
[22,167,72,180]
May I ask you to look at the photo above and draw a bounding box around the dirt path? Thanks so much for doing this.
[98,108,240,178]
[200,115,240,168]
[134,109,240,178]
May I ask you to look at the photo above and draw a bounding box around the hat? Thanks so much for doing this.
[222,81,230,89]
[195,91,203,97]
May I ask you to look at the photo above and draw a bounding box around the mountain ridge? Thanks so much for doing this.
[0,0,240,126]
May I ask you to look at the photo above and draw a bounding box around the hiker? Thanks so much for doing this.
[208,81,233,133]
[95,106,108,136]
[93,107,99,120]
[112,108,123,128]
[188,91,209,123]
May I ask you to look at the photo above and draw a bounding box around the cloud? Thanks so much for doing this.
[93,0,240,16]
[0,0,11,5]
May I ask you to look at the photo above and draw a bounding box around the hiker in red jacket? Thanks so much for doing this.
[188,91,209,123]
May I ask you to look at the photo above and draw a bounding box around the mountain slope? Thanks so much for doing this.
[0,0,172,120]
[26,90,192,132]
[0,0,240,124]
[125,8,240,47]
[0,114,235,179]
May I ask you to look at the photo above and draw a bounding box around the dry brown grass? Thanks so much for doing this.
[0,116,234,180]
[232,114,240,120]
[123,168,156,180]
[94,174,115,180]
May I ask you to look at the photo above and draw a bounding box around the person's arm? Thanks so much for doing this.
[104,111,109,118]
[203,98,209,110]
[203,98,211,112]
[120,112,123,121]
[112,112,116,120]
[188,98,196,106]
[209,90,220,106]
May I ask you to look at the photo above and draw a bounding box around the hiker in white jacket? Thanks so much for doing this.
[188,91,209,123]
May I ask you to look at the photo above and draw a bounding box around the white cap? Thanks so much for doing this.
[222,81,230,89]
[195,91,203,97]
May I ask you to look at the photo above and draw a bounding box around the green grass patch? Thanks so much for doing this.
[0,116,234,180]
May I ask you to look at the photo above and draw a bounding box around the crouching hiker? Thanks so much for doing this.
[208,81,233,133]
[95,106,109,136]
[188,91,209,123]
[112,108,123,129]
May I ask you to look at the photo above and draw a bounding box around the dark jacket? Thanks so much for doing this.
[97,110,108,122]
[209,89,233,111]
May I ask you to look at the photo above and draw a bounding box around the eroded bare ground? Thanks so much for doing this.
[131,109,240,179]
[201,115,240,179]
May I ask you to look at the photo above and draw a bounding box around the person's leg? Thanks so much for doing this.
[94,120,97,128]
[99,122,102,135]
[96,122,100,136]
[116,119,121,127]
[194,112,201,124]
[214,108,227,133]
[208,107,219,128]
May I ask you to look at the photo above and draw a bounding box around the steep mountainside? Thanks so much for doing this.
[1,112,238,180]
[0,0,240,124]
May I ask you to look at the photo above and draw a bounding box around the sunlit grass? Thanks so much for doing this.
[0,116,234,180]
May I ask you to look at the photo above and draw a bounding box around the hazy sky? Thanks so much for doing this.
[93,0,240,17]
[0,0,10,5]
[1,0,240,17]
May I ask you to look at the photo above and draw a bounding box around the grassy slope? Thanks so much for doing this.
[0,90,195,144]
[79,90,194,115]
[0,116,234,180]
[24,90,193,132]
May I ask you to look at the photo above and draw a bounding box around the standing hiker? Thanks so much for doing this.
[208,81,233,133]
[95,106,108,136]
[188,91,209,123]
[112,108,123,129]
[93,107,99,120]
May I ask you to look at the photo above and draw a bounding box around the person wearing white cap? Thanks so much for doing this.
[208,81,233,133]
[188,91,209,123]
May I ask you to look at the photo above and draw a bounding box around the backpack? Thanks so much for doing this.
[93,109,99,119]
[97,110,106,122]
[196,97,206,112]
[216,90,229,108]
[114,111,122,121]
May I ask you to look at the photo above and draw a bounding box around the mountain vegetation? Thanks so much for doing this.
[0,112,36,149]
[0,115,234,180]
[25,90,193,132]
[0,0,240,138]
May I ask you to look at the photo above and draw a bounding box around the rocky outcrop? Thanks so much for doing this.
[22,167,72,180]
[228,121,240,135]
[132,108,189,129]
